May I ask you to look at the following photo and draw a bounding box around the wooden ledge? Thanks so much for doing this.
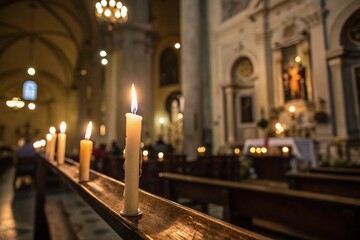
[40,157,266,240]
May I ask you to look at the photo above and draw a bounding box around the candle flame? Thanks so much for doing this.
[46,133,52,141]
[131,84,138,114]
[85,121,92,140]
[49,126,56,135]
[60,122,66,133]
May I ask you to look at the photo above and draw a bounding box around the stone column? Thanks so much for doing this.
[110,25,152,148]
[306,10,332,137]
[299,40,313,101]
[272,49,283,106]
[224,87,235,144]
[181,0,203,160]
[88,59,103,143]
[104,51,119,147]
[329,57,347,138]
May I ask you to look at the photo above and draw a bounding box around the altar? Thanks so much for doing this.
[243,137,317,167]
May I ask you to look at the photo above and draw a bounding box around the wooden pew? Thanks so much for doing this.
[196,155,241,180]
[287,172,360,199]
[35,156,266,240]
[160,172,360,240]
[247,155,292,181]
[310,167,360,176]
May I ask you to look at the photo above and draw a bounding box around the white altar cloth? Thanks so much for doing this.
[242,137,316,165]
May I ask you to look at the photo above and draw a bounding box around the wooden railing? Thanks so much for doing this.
[34,155,267,240]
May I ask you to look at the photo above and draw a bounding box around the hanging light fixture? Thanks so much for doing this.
[27,2,37,76]
[6,97,25,110]
[95,0,128,30]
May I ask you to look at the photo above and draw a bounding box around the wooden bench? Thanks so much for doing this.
[247,155,292,181]
[159,172,360,240]
[287,172,360,199]
[310,167,360,176]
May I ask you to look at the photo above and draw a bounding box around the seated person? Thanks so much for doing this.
[16,138,36,157]
[14,138,37,188]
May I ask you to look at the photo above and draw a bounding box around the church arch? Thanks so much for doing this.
[338,8,360,136]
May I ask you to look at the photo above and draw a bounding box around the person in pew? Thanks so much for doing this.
[92,142,107,170]
[16,138,36,157]
[154,136,168,154]
[109,140,122,156]
[14,138,37,189]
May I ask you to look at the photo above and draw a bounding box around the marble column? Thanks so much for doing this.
[104,51,119,147]
[109,25,152,148]
[272,49,283,106]
[181,0,203,160]
[306,10,332,137]
[224,87,235,144]
[329,57,347,138]
[299,40,312,101]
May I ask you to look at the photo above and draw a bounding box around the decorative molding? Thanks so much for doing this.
[221,0,251,22]
[303,11,322,28]
[236,41,244,52]
[326,47,345,60]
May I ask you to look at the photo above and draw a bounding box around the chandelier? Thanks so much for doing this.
[6,97,25,110]
[95,0,128,30]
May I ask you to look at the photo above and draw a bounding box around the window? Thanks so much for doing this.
[22,80,37,100]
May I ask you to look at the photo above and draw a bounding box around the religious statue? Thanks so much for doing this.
[283,61,308,101]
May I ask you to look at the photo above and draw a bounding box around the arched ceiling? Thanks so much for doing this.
[0,0,97,102]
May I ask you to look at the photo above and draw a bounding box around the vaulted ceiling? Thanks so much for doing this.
[0,0,98,102]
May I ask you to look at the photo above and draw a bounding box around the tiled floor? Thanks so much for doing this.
[0,167,121,240]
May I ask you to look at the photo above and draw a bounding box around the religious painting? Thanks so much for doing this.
[240,96,253,123]
[282,46,308,102]
[160,47,179,86]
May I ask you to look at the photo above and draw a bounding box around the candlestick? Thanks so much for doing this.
[57,122,66,165]
[49,127,57,163]
[79,121,93,182]
[121,84,142,217]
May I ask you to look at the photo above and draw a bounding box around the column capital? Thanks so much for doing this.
[303,11,322,28]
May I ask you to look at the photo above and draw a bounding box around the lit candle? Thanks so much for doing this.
[122,84,142,216]
[57,122,67,165]
[49,127,57,162]
[45,133,52,158]
[79,121,93,182]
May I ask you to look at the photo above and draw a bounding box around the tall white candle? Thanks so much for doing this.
[49,127,57,162]
[122,84,142,216]
[57,122,66,165]
[45,133,52,158]
[79,121,93,182]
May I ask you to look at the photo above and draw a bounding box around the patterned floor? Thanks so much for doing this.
[0,167,121,240]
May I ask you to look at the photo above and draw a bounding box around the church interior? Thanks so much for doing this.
[1,0,360,239]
